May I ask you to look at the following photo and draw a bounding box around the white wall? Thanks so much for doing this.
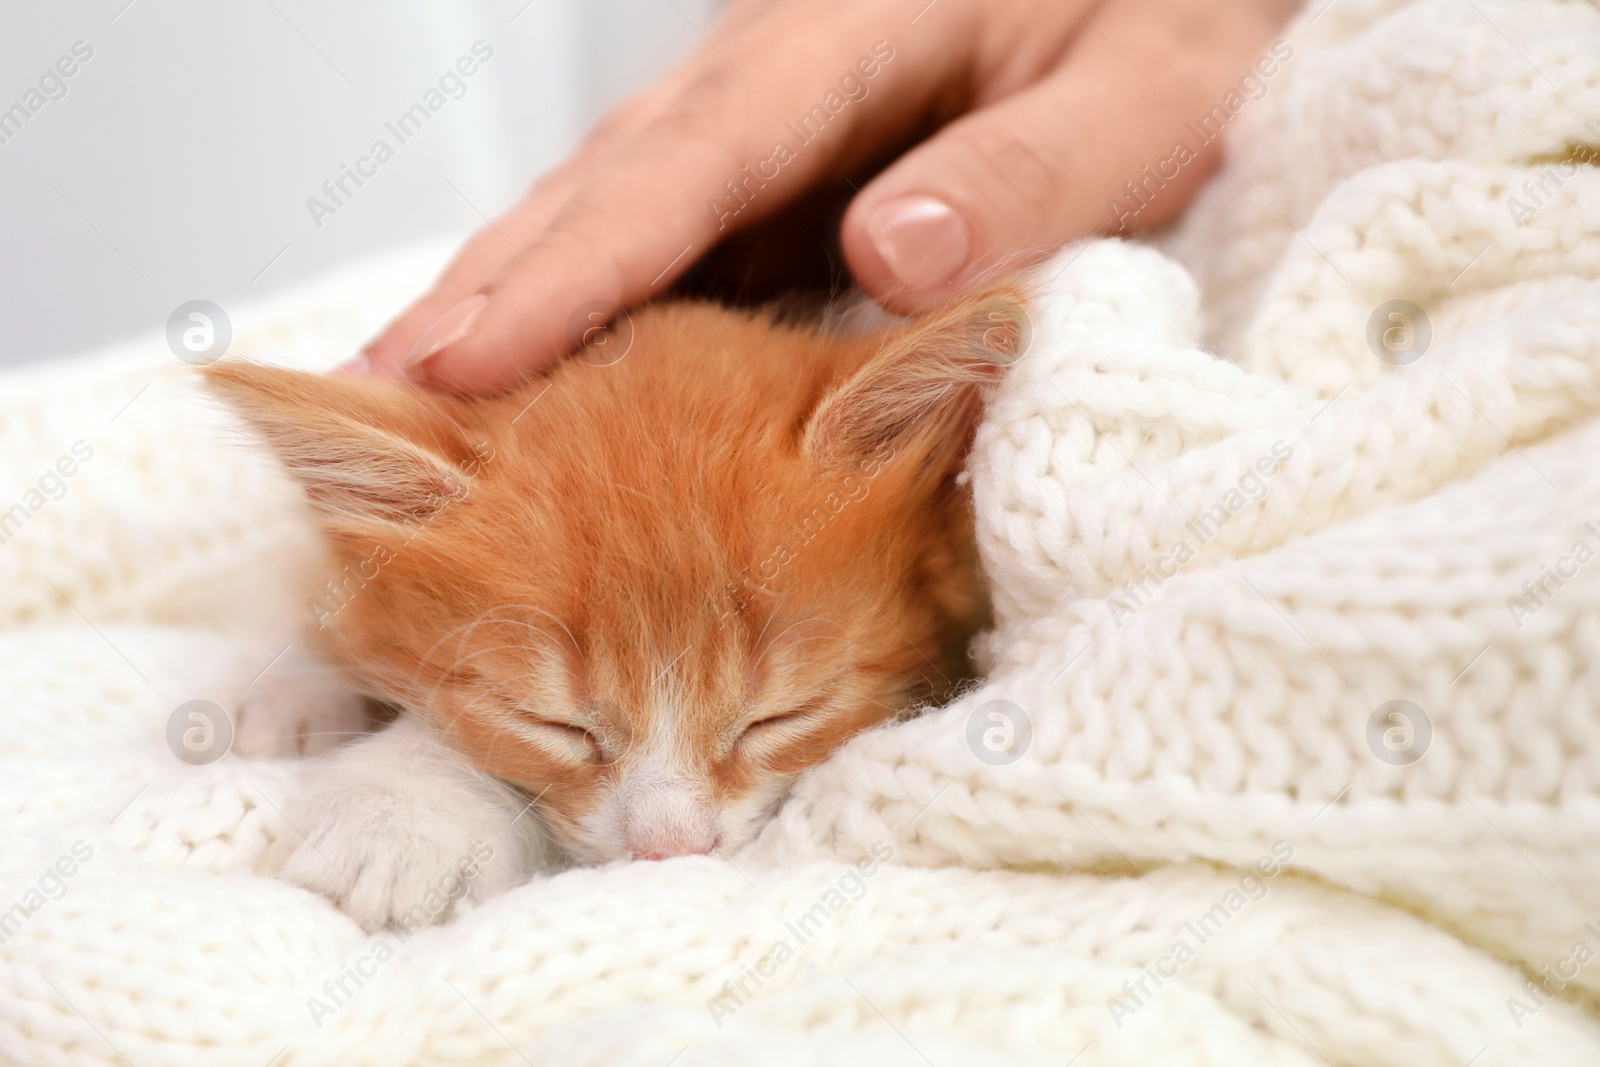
[0,0,719,367]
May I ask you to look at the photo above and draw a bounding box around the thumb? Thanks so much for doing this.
[841,0,1279,313]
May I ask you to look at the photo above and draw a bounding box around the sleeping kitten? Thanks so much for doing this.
[205,286,1025,930]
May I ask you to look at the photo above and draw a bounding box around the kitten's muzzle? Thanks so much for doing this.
[621,777,720,860]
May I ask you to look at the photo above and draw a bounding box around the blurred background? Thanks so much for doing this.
[0,0,720,368]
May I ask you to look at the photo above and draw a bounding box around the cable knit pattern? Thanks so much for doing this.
[3,1,1600,1063]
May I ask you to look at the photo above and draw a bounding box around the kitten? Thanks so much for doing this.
[204,285,1025,930]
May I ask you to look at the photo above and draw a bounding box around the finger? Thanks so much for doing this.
[402,2,998,393]
[398,128,770,393]
[841,0,1292,313]
[354,62,713,375]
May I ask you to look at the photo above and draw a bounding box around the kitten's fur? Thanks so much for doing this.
[205,286,1024,929]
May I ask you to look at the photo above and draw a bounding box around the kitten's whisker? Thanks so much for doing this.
[390,602,568,724]
[408,602,549,674]
[464,604,579,650]
[751,614,845,664]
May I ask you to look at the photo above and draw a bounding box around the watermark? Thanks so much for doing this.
[307,41,495,229]
[1105,441,1293,626]
[567,299,634,366]
[307,441,494,628]
[715,441,896,627]
[1507,521,1600,629]
[166,698,234,765]
[708,40,895,231]
[1506,120,1600,228]
[1366,700,1430,766]
[966,296,1032,366]
[166,300,232,365]
[1508,918,1600,1029]
[966,699,1031,765]
[0,40,94,148]
[1366,299,1431,366]
[1107,840,1294,1027]
[1108,41,1293,232]
[305,840,495,1028]
[705,839,894,1027]
[0,841,94,945]
[0,440,94,547]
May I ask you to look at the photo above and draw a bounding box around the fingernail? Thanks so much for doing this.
[332,352,371,375]
[403,294,489,371]
[867,195,970,290]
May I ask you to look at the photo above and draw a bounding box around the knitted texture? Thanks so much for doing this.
[4,0,1600,1063]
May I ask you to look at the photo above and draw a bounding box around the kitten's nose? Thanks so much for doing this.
[626,823,719,860]
[622,780,719,860]
[629,839,718,861]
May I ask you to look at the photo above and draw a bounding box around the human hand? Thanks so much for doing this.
[354,0,1298,393]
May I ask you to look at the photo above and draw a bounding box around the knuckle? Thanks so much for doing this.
[962,122,1065,224]
[651,64,743,137]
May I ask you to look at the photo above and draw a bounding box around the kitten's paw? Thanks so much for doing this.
[229,645,373,759]
[264,722,534,931]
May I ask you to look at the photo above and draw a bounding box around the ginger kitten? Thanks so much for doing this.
[205,287,1024,929]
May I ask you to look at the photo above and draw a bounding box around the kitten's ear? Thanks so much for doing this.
[802,284,1030,471]
[202,362,478,528]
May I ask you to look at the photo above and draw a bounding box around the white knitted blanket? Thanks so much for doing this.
[4,1,1600,1063]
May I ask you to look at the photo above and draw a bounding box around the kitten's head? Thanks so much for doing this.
[205,288,1025,862]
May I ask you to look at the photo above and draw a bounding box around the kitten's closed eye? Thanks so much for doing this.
[745,707,819,730]
[740,698,831,741]
[517,717,607,766]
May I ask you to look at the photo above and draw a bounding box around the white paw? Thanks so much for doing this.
[228,644,373,758]
[263,718,537,931]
